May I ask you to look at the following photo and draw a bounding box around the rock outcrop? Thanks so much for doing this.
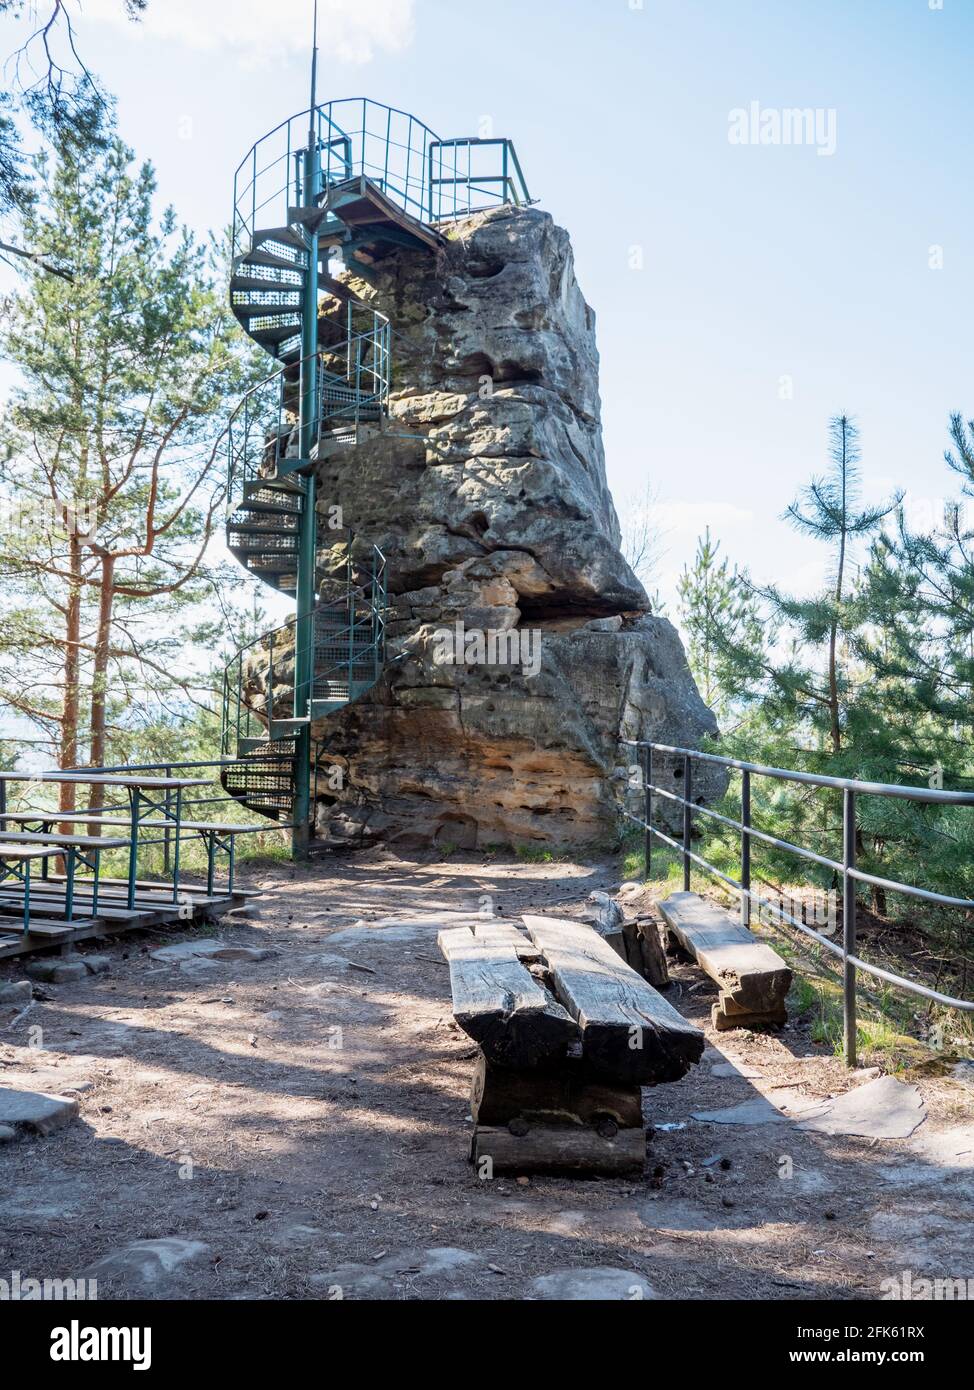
[308,205,720,851]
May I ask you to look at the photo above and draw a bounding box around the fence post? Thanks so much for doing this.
[682,754,692,892]
[643,745,652,881]
[843,787,857,1068]
[163,765,172,876]
[741,769,751,927]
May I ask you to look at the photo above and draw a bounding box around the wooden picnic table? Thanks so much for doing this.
[14,773,209,907]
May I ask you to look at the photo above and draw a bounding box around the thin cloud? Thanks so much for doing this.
[84,0,415,67]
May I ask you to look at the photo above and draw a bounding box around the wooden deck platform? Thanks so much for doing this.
[0,877,246,959]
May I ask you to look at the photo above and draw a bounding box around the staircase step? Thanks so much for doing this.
[232,263,305,289]
[275,456,315,478]
[245,313,302,340]
[236,737,283,756]
[227,533,299,552]
[249,229,309,268]
[233,289,302,311]
[242,479,304,507]
[226,518,299,536]
[275,334,303,361]
[288,206,344,236]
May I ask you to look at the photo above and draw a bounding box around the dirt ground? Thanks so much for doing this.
[1,849,973,1302]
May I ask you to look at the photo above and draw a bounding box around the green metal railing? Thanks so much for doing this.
[232,98,531,262]
[220,542,388,759]
[226,324,391,513]
[623,740,974,1067]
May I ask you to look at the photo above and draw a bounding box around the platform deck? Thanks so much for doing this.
[0,878,245,958]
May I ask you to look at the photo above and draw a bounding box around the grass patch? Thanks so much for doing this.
[515,845,557,864]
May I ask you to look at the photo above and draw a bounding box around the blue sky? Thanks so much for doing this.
[2,0,971,611]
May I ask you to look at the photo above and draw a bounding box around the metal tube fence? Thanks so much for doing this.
[231,100,531,263]
[622,740,974,1067]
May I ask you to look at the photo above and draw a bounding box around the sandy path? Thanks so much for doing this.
[1,850,971,1301]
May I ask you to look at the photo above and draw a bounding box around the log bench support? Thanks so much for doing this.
[658,890,792,1030]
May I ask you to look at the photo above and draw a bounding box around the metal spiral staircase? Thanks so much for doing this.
[218,90,530,856]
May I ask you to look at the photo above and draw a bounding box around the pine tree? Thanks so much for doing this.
[760,415,901,760]
[0,121,256,811]
[677,527,766,723]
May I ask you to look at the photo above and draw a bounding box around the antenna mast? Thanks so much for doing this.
[308,0,319,145]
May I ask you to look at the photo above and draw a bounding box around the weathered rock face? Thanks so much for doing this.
[309,205,720,851]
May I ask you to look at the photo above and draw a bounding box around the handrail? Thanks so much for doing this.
[643,741,974,806]
[231,99,530,261]
[622,739,974,1067]
[220,542,388,758]
[226,324,391,516]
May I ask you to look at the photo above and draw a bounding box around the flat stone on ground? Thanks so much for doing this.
[311,1247,483,1299]
[796,1076,925,1140]
[0,980,32,1005]
[150,939,274,965]
[85,1238,212,1289]
[691,1096,795,1126]
[879,1123,974,1187]
[530,1267,657,1300]
[0,1087,80,1137]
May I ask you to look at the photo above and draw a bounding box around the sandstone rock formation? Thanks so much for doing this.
[307,205,721,851]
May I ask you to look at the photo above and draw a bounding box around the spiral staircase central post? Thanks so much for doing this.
[292,120,322,859]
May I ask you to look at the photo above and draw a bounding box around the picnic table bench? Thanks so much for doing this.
[0,842,75,935]
[0,773,209,908]
[0,812,264,894]
[0,830,129,926]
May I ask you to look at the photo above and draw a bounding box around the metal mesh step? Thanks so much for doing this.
[221,743,296,821]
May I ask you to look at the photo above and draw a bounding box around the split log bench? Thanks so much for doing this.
[437,924,578,1069]
[581,892,670,988]
[658,891,793,1030]
[439,914,704,1175]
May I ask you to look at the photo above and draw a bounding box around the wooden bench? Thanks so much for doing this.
[522,915,705,1084]
[0,830,130,923]
[0,812,266,894]
[0,843,71,934]
[658,891,793,1030]
[439,914,705,1175]
[437,925,578,1069]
